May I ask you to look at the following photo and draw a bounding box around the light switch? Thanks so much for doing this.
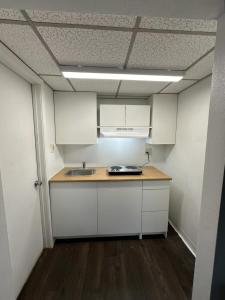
[50,144,55,153]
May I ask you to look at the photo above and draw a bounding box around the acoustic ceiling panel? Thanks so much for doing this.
[38,27,132,67]
[41,75,73,91]
[128,32,216,70]
[140,17,217,32]
[71,79,119,94]
[27,9,136,27]
[0,8,25,20]
[184,51,214,79]
[161,79,196,93]
[119,81,168,95]
[0,24,60,74]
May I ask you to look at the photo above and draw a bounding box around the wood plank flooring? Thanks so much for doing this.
[18,226,195,300]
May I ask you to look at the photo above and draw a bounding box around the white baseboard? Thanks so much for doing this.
[169,220,196,257]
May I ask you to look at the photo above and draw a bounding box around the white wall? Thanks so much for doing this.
[163,76,211,253]
[42,84,64,179]
[0,171,14,300]
[192,14,225,300]
[0,63,43,297]
[62,139,166,168]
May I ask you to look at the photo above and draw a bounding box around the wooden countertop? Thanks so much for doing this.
[49,166,171,182]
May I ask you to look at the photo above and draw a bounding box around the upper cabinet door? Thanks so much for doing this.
[126,105,150,127]
[100,104,125,127]
[151,94,177,144]
[54,92,97,144]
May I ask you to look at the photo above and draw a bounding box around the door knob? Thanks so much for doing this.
[34,180,42,188]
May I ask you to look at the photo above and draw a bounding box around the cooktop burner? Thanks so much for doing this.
[107,165,142,175]
[111,166,122,171]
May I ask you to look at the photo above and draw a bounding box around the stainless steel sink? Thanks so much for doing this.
[65,168,96,176]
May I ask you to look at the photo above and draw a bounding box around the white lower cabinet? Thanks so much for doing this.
[50,182,98,237]
[97,181,142,235]
[50,180,170,238]
[142,211,168,234]
[142,181,170,235]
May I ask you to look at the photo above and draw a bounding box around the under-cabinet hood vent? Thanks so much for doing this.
[100,127,149,138]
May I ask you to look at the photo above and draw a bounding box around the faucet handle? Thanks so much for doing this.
[82,161,86,169]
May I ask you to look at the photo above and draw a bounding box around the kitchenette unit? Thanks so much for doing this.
[50,92,174,240]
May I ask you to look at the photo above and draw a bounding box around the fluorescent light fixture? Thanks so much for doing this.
[61,66,184,82]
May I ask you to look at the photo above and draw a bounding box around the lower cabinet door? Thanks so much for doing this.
[142,211,168,234]
[50,182,97,237]
[98,181,142,235]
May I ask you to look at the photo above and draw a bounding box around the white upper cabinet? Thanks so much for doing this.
[100,104,125,127]
[151,94,177,144]
[54,92,97,144]
[126,105,150,127]
[100,104,150,127]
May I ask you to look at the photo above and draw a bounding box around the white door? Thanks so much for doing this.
[126,105,150,127]
[98,181,142,235]
[0,63,43,297]
[100,104,126,126]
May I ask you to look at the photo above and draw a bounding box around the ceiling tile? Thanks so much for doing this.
[161,79,196,93]
[128,33,216,70]
[119,81,168,96]
[38,27,131,67]
[41,75,73,91]
[27,10,136,27]
[184,51,214,79]
[140,17,217,32]
[71,79,119,94]
[0,8,25,20]
[0,24,60,75]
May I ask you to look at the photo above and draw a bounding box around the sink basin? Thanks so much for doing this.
[65,168,96,176]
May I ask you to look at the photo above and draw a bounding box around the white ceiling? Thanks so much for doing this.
[38,27,132,67]
[119,81,168,96]
[0,8,25,20]
[41,75,73,91]
[27,10,136,27]
[140,17,217,32]
[128,33,215,70]
[0,8,217,97]
[71,79,119,94]
[162,80,197,93]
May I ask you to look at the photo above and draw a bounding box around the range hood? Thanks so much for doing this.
[100,127,149,138]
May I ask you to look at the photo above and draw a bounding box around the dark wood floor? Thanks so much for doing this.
[18,226,195,300]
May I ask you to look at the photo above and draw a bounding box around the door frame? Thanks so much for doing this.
[32,84,54,248]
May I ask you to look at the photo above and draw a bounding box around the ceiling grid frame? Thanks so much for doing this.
[20,9,76,92]
[0,38,53,89]
[0,17,217,36]
[115,16,142,98]
[0,9,216,96]
[158,46,215,93]
[177,73,212,94]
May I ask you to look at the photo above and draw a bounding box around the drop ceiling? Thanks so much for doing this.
[0,8,217,98]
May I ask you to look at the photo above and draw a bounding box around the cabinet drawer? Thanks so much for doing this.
[143,180,170,190]
[143,189,169,211]
[142,211,168,234]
